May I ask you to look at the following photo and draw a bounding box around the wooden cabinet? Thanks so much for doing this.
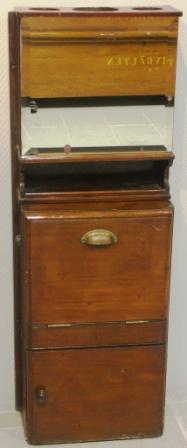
[26,346,165,443]
[9,5,182,444]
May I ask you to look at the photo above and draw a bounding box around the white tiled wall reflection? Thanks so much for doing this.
[21,104,173,153]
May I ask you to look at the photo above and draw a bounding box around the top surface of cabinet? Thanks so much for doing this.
[15,6,182,15]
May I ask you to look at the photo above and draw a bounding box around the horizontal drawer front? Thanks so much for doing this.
[26,345,165,443]
[23,208,173,324]
[21,16,178,98]
[27,320,166,349]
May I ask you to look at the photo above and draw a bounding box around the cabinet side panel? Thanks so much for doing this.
[9,11,22,411]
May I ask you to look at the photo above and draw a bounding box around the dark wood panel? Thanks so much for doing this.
[22,199,173,212]
[27,320,166,349]
[9,11,22,411]
[23,209,173,324]
[26,345,166,443]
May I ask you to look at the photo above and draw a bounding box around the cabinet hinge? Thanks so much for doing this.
[125,320,149,325]
[15,234,22,246]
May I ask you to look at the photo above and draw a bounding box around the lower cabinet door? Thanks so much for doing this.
[25,345,165,444]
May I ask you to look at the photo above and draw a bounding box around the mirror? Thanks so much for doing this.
[21,98,174,155]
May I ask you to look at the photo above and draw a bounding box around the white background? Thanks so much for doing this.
[0,0,187,412]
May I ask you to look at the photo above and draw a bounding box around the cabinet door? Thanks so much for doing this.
[25,345,165,443]
[23,208,172,324]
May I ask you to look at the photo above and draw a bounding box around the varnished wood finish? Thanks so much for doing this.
[20,11,180,98]
[21,189,171,204]
[22,206,173,324]
[22,199,174,212]
[21,149,175,165]
[26,346,165,443]
[8,12,22,411]
[9,6,182,444]
[15,6,182,16]
[27,320,166,350]
[21,155,172,203]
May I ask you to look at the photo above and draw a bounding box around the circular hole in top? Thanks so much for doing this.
[29,7,60,11]
[132,7,163,10]
[73,7,118,11]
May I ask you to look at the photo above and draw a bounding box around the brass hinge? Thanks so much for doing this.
[125,320,149,325]
[15,234,22,246]
[47,323,72,328]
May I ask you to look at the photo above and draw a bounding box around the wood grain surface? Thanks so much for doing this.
[20,14,179,98]
[25,345,166,443]
[22,206,173,324]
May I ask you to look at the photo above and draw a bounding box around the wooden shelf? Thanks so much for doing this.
[20,149,175,165]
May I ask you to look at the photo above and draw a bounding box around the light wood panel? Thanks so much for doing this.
[21,14,179,97]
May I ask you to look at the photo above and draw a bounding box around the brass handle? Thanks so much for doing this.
[35,387,47,405]
[81,229,118,246]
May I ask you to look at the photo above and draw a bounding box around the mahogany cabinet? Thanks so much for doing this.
[9,6,182,444]
[26,346,165,443]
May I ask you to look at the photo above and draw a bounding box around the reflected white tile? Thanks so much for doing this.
[61,108,120,146]
[154,125,173,149]
[143,106,174,127]
[22,107,62,128]
[25,127,69,148]
[22,127,32,154]
[22,108,69,151]
[69,124,119,147]
[61,107,106,127]
[157,124,171,138]
[21,104,174,152]
[111,125,163,146]
[103,106,148,125]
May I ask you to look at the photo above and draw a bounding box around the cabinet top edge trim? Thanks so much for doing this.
[12,6,183,18]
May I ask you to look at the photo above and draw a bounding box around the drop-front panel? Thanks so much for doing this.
[21,11,179,98]
[23,208,172,324]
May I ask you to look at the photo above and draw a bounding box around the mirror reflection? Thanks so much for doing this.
[21,98,174,155]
